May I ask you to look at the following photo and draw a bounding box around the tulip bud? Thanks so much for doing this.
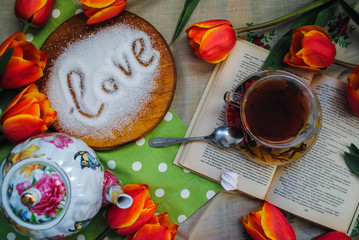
[0,32,47,89]
[106,183,158,235]
[79,0,127,25]
[346,65,359,117]
[283,25,336,72]
[14,0,56,28]
[1,83,57,143]
[242,202,296,240]
[185,19,237,63]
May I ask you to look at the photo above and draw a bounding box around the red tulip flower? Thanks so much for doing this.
[1,83,57,143]
[0,32,47,89]
[15,0,56,28]
[185,19,236,63]
[346,65,359,118]
[126,212,179,240]
[312,231,351,240]
[106,183,158,235]
[79,0,127,25]
[242,202,296,240]
[283,25,336,72]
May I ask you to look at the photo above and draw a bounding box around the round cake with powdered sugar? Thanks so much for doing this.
[37,11,176,150]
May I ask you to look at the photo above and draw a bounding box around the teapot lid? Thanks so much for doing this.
[1,158,71,230]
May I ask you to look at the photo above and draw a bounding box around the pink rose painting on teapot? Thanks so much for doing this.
[0,133,133,239]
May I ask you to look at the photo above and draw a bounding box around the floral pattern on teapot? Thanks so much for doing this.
[8,164,67,224]
[0,132,133,239]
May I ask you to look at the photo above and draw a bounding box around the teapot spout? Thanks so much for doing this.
[106,185,133,209]
[102,170,133,209]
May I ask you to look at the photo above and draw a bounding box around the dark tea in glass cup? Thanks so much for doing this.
[224,70,320,149]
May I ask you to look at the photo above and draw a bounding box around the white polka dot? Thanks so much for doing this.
[25,33,34,42]
[206,190,216,199]
[155,188,165,197]
[136,138,145,146]
[132,161,142,171]
[107,160,116,169]
[164,112,173,121]
[103,237,109,240]
[75,8,83,14]
[158,163,167,172]
[177,215,187,223]
[183,169,190,173]
[77,234,85,240]
[52,9,61,18]
[7,232,16,240]
[180,189,190,199]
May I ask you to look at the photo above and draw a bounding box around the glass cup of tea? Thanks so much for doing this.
[224,70,320,149]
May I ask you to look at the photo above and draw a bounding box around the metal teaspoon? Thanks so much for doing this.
[149,125,244,148]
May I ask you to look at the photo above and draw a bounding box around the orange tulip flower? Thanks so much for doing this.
[185,19,236,63]
[242,202,296,240]
[106,183,158,235]
[283,25,336,72]
[1,83,56,143]
[79,0,127,25]
[312,231,351,240]
[126,212,179,240]
[0,32,47,89]
[14,0,56,28]
[346,65,359,118]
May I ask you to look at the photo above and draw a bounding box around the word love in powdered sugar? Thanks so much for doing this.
[47,26,161,137]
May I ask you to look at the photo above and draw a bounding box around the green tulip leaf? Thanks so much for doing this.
[338,0,359,27]
[262,32,291,70]
[292,0,337,28]
[0,47,14,76]
[170,0,200,44]
[349,143,359,155]
[315,1,338,26]
[344,152,359,176]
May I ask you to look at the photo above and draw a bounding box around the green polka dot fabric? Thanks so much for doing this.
[0,1,221,239]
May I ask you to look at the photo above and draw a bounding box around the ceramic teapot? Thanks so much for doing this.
[0,132,133,239]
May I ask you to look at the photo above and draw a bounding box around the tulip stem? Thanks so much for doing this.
[235,0,335,34]
[95,227,114,240]
[22,23,31,34]
[333,59,357,69]
[0,132,8,146]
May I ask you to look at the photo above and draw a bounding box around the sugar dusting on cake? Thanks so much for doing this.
[46,25,160,141]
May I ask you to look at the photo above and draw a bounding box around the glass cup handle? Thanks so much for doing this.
[224,91,242,109]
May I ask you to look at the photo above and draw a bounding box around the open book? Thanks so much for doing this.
[173,39,359,234]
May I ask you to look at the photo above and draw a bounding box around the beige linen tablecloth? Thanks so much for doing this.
[1,0,359,239]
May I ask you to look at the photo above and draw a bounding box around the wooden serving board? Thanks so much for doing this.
[37,11,176,150]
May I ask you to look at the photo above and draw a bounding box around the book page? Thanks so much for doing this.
[265,74,359,233]
[174,39,277,199]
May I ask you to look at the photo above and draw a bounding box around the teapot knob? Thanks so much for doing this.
[1,157,70,231]
[21,188,42,207]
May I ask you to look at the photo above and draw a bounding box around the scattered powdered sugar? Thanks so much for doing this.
[47,25,161,140]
